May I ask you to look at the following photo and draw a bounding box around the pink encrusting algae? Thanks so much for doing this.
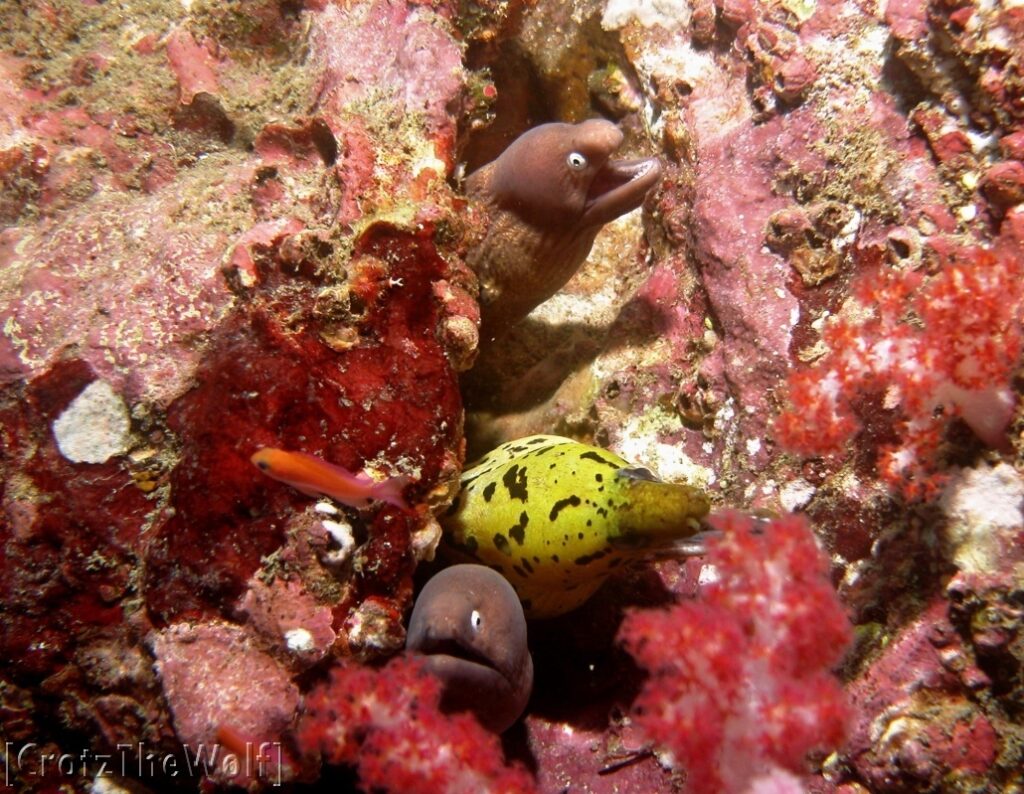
[619,512,852,793]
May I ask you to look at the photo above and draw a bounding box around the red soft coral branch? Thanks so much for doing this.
[295,656,536,794]
[619,512,852,794]
[777,241,1023,496]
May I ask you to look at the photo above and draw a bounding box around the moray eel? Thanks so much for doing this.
[250,448,410,509]
[466,119,662,338]
[406,564,533,733]
[440,435,710,619]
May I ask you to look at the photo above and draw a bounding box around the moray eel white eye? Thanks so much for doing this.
[471,609,483,630]
[566,151,587,171]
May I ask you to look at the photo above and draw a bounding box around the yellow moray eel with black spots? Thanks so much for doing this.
[440,435,711,619]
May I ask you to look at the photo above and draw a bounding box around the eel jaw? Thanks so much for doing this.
[414,634,514,687]
[416,634,491,666]
[414,634,522,732]
[581,156,663,228]
[419,651,511,694]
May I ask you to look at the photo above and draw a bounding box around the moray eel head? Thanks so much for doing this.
[484,118,661,228]
[466,118,663,334]
[406,564,533,733]
[439,435,710,618]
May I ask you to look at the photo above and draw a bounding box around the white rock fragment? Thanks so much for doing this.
[940,462,1024,575]
[314,500,340,516]
[780,478,817,511]
[698,563,720,586]
[833,208,862,250]
[284,627,315,654]
[320,517,356,566]
[602,0,690,30]
[411,514,442,562]
[957,203,978,222]
[52,380,131,464]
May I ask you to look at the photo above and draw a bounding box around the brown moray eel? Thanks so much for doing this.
[405,564,533,733]
[466,118,663,339]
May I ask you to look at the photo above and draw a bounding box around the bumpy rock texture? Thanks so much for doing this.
[3,0,1024,792]
[461,0,1024,789]
[1,0,475,789]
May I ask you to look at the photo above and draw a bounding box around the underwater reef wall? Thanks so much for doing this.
[1,0,1023,792]
[1,0,480,788]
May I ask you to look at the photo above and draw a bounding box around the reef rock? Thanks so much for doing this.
[4,0,1024,791]
[1,1,472,789]
[458,0,1024,790]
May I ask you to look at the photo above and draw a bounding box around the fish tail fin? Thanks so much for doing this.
[373,475,413,509]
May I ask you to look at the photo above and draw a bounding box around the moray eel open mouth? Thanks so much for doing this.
[417,633,518,719]
[463,119,665,333]
[415,635,506,678]
[582,156,662,227]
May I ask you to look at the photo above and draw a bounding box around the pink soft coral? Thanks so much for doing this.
[776,239,1023,498]
[295,656,536,793]
[619,512,851,794]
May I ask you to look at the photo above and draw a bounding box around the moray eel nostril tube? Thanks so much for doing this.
[406,564,533,733]
[465,118,663,338]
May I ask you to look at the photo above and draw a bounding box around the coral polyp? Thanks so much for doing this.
[619,512,852,793]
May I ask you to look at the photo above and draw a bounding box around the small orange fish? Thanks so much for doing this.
[251,447,410,509]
